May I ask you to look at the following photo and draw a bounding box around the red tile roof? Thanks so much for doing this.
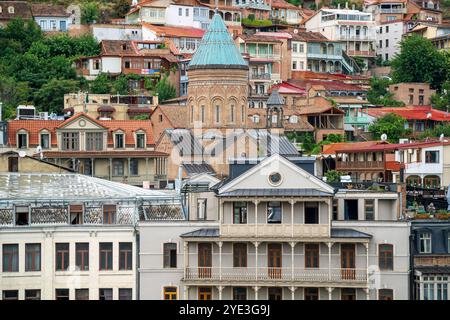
[142,23,205,38]
[269,82,307,95]
[7,113,155,147]
[334,140,450,153]
[271,0,301,9]
[287,79,365,92]
[367,106,450,122]
[321,141,385,155]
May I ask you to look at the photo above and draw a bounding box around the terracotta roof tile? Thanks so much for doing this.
[30,3,70,17]
[157,105,188,128]
[321,141,385,155]
[366,106,450,122]
[7,113,155,147]
[142,23,205,38]
[0,1,32,20]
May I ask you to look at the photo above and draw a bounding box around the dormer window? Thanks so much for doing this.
[8,6,14,14]
[136,133,145,149]
[114,132,125,149]
[40,131,50,149]
[17,130,28,149]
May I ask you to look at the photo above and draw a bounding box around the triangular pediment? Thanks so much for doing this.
[58,113,107,131]
[219,154,334,194]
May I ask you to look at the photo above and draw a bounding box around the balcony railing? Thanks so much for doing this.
[377,8,406,14]
[336,161,385,170]
[221,224,329,238]
[339,35,375,41]
[250,73,271,80]
[346,50,377,57]
[185,267,367,283]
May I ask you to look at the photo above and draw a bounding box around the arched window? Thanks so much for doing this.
[215,105,220,123]
[423,175,440,188]
[406,175,421,187]
[200,105,205,123]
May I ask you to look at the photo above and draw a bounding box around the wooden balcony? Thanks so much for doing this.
[336,161,385,171]
[414,256,450,267]
[220,224,330,238]
[184,267,367,284]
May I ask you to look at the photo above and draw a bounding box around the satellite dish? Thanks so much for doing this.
[18,150,26,158]
[427,112,432,119]
[440,133,445,141]
[381,134,388,142]
[36,146,42,153]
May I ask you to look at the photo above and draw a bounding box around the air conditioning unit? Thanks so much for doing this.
[39,112,49,120]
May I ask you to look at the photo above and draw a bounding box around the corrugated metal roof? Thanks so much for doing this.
[219,189,333,197]
[182,162,215,176]
[188,12,248,70]
[331,228,372,239]
[247,130,299,156]
[180,228,220,238]
[166,129,204,156]
[0,173,175,202]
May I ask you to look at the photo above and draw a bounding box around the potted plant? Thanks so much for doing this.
[415,212,430,219]
[436,210,449,220]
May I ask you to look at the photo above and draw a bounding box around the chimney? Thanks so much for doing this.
[352,4,355,10]
[345,2,348,9]
[338,3,340,9]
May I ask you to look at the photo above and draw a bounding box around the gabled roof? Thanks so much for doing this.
[156,105,187,128]
[30,3,70,17]
[188,12,248,70]
[0,1,32,20]
[7,120,62,146]
[218,153,335,194]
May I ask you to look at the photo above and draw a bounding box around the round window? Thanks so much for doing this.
[268,172,282,186]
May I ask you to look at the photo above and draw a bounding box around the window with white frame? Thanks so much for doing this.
[17,131,28,149]
[115,132,125,149]
[419,232,432,253]
[40,132,50,149]
[197,199,207,220]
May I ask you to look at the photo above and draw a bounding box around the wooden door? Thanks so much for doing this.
[268,243,282,279]
[198,243,212,279]
[8,157,18,172]
[198,287,212,300]
[341,244,356,280]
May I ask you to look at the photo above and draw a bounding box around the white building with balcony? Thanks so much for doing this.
[0,173,179,300]
[305,8,377,68]
[139,153,410,300]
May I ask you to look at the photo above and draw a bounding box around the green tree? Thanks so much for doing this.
[391,34,449,89]
[81,2,100,25]
[431,81,450,111]
[34,79,79,114]
[368,113,412,142]
[0,18,43,55]
[367,77,404,107]
[113,0,131,18]
[0,75,30,119]
[90,73,111,94]
[155,76,176,102]
[325,170,343,183]
[112,75,129,95]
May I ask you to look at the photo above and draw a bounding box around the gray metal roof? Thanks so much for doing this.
[180,228,220,238]
[166,129,204,156]
[247,130,299,156]
[415,266,450,274]
[266,89,285,106]
[218,189,333,197]
[331,228,372,239]
[0,173,174,202]
[182,162,215,176]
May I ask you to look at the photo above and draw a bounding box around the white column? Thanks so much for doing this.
[254,199,259,237]
[365,242,369,284]
[290,242,295,281]
[291,199,295,237]
[254,286,259,300]
[184,285,189,300]
[365,288,370,300]
[327,287,333,300]
[290,286,295,300]
[184,242,188,279]
[218,241,223,281]
[419,278,424,300]
[219,199,223,235]
[218,285,223,300]
[254,241,259,281]
[327,242,333,281]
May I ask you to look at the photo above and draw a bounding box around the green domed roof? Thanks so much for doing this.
[188,12,248,70]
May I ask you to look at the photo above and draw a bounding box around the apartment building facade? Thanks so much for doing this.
[0,173,179,300]
[139,153,410,300]
[305,8,376,68]
[6,113,168,188]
